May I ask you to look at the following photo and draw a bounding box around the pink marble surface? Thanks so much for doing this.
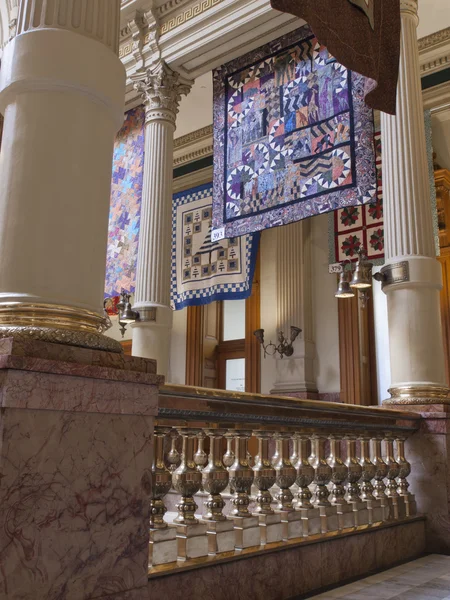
[0,369,159,415]
[0,406,154,600]
[0,338,157,375]
[0,354,163,387]
[147,521,425,599]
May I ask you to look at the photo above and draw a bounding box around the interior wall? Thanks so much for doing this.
[311,213,341,393]
[372,266,390,404]
[168,308,188,384]
[260,228,278,394]
[432,111,450,171]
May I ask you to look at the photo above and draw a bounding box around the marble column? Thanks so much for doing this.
[131,62,191,377]
[271,220,317,397]
[0,0,125,352]
[381,0,449,404]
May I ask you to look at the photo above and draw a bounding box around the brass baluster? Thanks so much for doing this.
[202,429,229,521]
[396,435,416,517]
[253,431,276,514]
[372,435,389,521]
[345,435,362,503]
[384,433,402,520]
[328,435,347,505]
[150,426,172,529]
[167,430,181,473]
[228,430,254,517]
[223,432,235,468]
[273,432,296,511]
[359,434,376,502]
[172,428,202,524]
[310,435,332,507]
[296,435,314,509]
[194,430,208,473]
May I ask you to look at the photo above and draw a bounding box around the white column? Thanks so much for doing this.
[0,0,125,351]
[271,220,317,396]
[381,0,448,403]
[131,62,190,376]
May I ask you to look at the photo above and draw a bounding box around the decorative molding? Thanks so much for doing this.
[172,165,213,193]
[174,124,213,149]
[419,26,450,76]
[159,0,223,34]
[173,144,213,166]
[419,27,450,52]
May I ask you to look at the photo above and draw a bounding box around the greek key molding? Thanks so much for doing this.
[174,124,213,149]
[159,0,223,34]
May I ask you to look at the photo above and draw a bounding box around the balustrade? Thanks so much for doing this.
[149,385,421,571]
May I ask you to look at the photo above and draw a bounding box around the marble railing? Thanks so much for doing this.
[149,385,421,570]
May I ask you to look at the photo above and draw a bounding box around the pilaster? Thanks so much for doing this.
[271,220,317,396]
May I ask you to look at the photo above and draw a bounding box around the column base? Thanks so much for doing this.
[131,307,172,377]
[281,509,303,540]
[383,384,450,405]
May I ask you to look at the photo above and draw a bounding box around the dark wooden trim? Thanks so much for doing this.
[185,305,204,386]
[245,252,261,393]
[121,340,132,356]
[338,292,361,405]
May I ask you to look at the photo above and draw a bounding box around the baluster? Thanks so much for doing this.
[372,434,389,521]
[228,430,260,549]
[296,435,314,509]
[172,428,203,524]
[359,434,380,525]
[328,435,353,530]
[149,427,178,567]
[202,429,229,521]
[253,431,281,545]
[273,432,296,511]
[311,435,338,533]
[167,430,181,473]
[396,435,416,517]
[253,432,276,514]
[150,426,173,529]
[223,431,235,494]
[310,435,331,507]
[194,430,208,473]
[345,435,368,527]
[172,428,208,562]
[290,433,299,469]
[202,429,235,556]
[384,432,403,520]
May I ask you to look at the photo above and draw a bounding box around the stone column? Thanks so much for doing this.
[0,0,125,352]
[381,0,449,404]
[131,62,191,376]
[271,220,317,397]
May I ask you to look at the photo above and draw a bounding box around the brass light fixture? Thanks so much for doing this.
[335,247,378,308]
[116,290,140,338]
[253,325,302,358]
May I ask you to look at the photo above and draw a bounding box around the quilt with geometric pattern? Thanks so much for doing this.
[212,25,376,239]
[171,184,259,310]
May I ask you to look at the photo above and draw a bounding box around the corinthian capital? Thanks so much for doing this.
[133,62,192,123]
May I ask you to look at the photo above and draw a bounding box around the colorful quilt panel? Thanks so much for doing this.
[212,25,376,239]
[171,184,259,310]
[333,132,383,263]
[104,107,144,297]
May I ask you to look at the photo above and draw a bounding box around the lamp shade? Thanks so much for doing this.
[335,271,355,298]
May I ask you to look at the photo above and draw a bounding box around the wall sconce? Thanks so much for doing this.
[254,326,302,358]
[116,290,140,338]
[335,247,375,308]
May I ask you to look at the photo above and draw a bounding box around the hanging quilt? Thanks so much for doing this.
[171,184,259,310]
[212,25,376,240]
[331,132,383,264]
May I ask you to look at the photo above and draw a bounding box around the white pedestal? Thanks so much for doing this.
[281,510,303,541]
[256,513,282,545]
[300,507,321,537]
[349,501,370,527]
[203,519,236,556]
[335,502,355,531]
[149,526,178,567]
[234,516,261,550]
[176,522,208,561]
[320,505,338,533]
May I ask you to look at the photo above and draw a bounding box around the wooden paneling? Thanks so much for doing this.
[121,340,132,356]
[245,254,261,394]
[436,170,450,386]
[185,305,204,386]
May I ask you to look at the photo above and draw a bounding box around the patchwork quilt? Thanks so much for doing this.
[171,184,259,310]
[212,25,376,240]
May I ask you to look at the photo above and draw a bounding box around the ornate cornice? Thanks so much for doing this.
[419,26,450,52]
[159,0,223,34]
[174,124,213,149]
[173,144,213,166]
[133,61,192,121]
